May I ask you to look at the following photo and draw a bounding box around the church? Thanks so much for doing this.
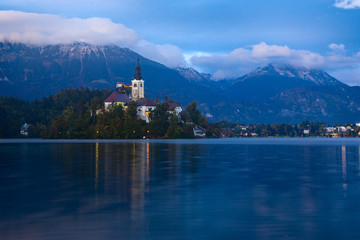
[103,57,157,123]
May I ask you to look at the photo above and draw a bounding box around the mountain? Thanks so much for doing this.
[176,66,211,83]
[0,42,218,104]
[191,64,359,123]
[240,64,344,86]
[175,66,233,90]
[203,85,360,123]
[227,64,346,102]
[1,42,359,123]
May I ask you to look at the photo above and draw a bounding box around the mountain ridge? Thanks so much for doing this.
[1,41,359,123]
[225,64,346,102]
[0,42,221,105]
[240,63,345,86]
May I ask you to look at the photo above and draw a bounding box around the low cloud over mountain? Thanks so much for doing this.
[190,42,360,86]
[0,10,185,68]
[1,10,360,85]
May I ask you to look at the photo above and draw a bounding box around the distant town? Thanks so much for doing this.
[217,121,360,138]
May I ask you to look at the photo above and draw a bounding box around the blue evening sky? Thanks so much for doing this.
[0,0,360,84]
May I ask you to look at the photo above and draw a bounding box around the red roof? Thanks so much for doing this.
[104,91,131,103]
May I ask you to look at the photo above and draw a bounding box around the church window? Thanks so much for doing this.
[134,83,137,88]
[140,83,143,87]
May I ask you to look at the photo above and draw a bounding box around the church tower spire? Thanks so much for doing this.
[131,57,145,101]
[133,57,143,80]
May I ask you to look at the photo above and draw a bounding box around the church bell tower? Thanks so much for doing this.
[131,57,145,101]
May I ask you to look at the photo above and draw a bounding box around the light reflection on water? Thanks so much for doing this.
[1,139,360,239]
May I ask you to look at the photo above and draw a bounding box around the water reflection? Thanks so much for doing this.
[129,142,147,226]
[342,146,347,190]
[1,140,360,239]
[95,142,99,190]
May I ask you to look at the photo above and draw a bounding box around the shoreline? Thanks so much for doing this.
[1,137,360,146]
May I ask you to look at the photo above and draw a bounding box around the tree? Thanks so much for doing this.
[185,101,208,128]
[148,102,169,137]
[166,114,181,138]
[124,101,144,138]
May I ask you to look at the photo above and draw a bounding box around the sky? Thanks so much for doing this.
[0,0,360,84]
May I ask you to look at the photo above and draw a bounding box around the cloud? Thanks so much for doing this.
[0,10,185,67]
[330,66,360,86]
[326,43,360,70]
[190,42,360,85]
[251,42,291,58]
[191,42,326,80]
[0,10,138,46]
[329,43,345,51]
[334,0,360,9]
[134,40,185,68]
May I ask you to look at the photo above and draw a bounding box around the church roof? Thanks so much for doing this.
[104,91,131,103]
[133,57,143,80]
[136,98,156,107]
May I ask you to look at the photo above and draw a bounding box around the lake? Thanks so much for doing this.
[1,138,360,239]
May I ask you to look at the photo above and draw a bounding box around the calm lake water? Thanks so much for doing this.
[1,138,360,239]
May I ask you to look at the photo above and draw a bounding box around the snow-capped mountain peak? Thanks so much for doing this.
[242,63,344,86]
[176,66,212,82]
